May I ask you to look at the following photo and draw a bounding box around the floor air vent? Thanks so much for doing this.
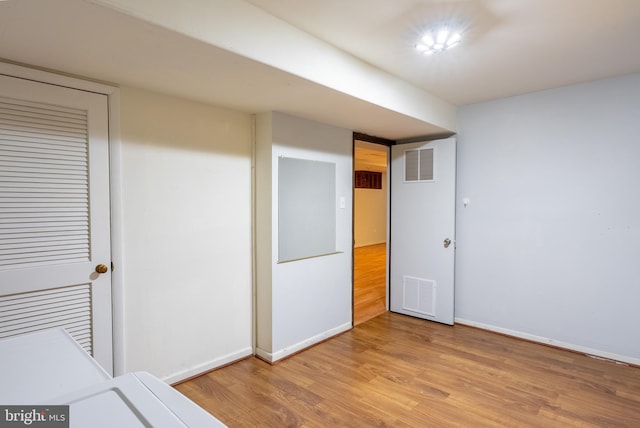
[402,275,436,317]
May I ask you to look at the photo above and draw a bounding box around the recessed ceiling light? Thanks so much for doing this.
[416,26,462,55]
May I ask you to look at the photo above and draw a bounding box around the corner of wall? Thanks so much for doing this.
[255,112,273,353]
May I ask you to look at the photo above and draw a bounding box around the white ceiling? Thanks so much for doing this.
[1,0,639,140]
[246,0,640,106]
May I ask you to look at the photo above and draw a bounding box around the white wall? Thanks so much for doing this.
[455,73,640,363]
[119,87,253,382]
[256,112,353,362]
[354,173,387,247]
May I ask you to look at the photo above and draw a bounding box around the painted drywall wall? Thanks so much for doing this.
[119,87,253,382]
[256,112,353,362]
[354,173,387,247]
[455,73,640,363]
[255,113,273,353]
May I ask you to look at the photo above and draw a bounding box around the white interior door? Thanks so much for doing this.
[390,137,456,325]
[0,74,113,373]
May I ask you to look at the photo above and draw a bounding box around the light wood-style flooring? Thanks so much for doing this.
[353,243,387,325]
[175,312,640,427]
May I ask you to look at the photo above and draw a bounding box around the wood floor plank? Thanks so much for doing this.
[353,243,386,325]
[175,313,640,427]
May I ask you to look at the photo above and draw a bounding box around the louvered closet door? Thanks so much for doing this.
[0,74,112,374]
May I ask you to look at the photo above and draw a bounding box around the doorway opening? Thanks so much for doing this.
[353,135,392,325]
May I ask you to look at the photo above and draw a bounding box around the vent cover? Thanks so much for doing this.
[402,276,436,317]
[0,284,93,354]
[405,148,434,182]
[0,96,90,271]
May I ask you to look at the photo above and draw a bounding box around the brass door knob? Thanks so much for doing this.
[95,264,109,274]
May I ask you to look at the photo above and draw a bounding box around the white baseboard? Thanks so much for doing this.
[455,318,640,367]
[163,346,253,385]
[354,241,386,248]
[256,322,352,363]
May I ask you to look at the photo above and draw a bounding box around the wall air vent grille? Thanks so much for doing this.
[404,147,434,182]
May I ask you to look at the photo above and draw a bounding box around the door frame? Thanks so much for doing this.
[0,62,125,375]
[351,132,393,325]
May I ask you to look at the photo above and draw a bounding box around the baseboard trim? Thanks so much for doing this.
[163,346,253,385]
[455,318,640,367]
[354,241,386,249]
[256,322,352,363]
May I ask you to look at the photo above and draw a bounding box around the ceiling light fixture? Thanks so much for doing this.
[416,26,462,55]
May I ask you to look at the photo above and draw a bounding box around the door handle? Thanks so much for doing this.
[95,264,109,274]
[443,238,452,248]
